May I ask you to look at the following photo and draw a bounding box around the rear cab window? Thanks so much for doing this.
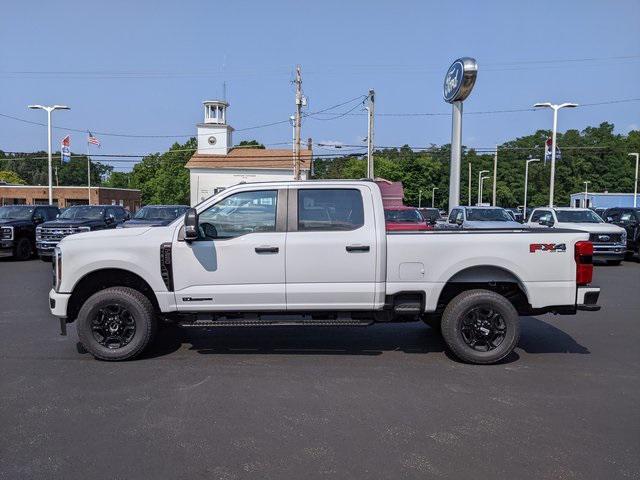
[297,189,364,231]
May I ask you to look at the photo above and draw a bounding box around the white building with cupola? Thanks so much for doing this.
[186,100,312,206]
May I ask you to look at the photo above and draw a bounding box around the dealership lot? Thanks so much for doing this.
[1,259,639,479]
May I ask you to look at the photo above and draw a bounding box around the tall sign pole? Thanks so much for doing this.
[293,65,302,181]
[443,58,478,212]
[492,146,498,206]
[366,89,375,179]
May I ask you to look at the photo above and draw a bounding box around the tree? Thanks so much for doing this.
[237,140,265,149]
[0,170,26,184]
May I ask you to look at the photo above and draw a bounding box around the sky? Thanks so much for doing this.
[1,0,639,172]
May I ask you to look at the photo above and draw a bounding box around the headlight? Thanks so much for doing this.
[1,226,13,240]
[53,247,62,292]
[621,230,627,243]
[36,226,42,240]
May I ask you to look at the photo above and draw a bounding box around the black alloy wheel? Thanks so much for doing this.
[460,306,506,352]
[91,304,137,349]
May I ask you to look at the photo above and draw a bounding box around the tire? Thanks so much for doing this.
[76,287,157,361]
[606,260,622,266]
[441,289,520,365]
[14,237,33,261]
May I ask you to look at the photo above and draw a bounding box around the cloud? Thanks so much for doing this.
[627,123,639,133]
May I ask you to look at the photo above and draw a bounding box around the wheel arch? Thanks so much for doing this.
[436,265,530,314]
[67,268,159,322]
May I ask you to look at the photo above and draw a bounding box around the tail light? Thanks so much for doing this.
[575,241,593,286]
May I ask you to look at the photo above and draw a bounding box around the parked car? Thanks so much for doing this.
[49,180,600,364]
[119,205,189,228]
[0,205,59,260]
[384,206,431,231]
[417,207,442,226]
[447,206,524,229]
[603,207,640,260]
[36,205,130,260]
[504,208,524,223]
[526,207,627,265]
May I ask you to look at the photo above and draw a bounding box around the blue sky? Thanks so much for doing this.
[1,0,639,171]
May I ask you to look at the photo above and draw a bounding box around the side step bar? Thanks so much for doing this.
[177,313,373,328]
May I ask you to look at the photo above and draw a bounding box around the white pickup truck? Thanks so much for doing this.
[49,180,600,364]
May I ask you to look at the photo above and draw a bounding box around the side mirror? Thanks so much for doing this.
[455,217,463,226]
[606,216,613,222]
[184,208,199,241]
[105,213,115,224]
[33,214,45,224]
[125,212,131,221]
[539,218,554,227]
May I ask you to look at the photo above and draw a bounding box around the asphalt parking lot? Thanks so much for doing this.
[0,259,639,480]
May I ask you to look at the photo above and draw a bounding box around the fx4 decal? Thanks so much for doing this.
[529,243,567,253]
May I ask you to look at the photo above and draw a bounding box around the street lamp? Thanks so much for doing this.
[479,175,490,205]
[629,153,639,208]
[533,102,578,206]
[523,158,540,219]
[583,181,591,208]
[477,170,489,205]
[28,104,70,205]
[418,189,422,208]
[431,187,439,208]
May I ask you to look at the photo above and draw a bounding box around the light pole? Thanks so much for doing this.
[583,181,591,208]
[533,102,578,207]
[523,158,540,219]
[477,170,489,205]
[479,175,490,205]
[28,104,70,205]
[418,189,422,208]
[468,162,472,206]
[432,187,439,208]
[629,153,639,208]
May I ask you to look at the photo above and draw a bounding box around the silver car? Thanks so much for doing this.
[446,206,525,229]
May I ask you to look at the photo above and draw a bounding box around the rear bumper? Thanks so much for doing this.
[576,286,600,311]
[49,289,71,318]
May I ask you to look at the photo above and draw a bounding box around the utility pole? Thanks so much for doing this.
[523,158,540,219]
[468,162,472,206]
[293,65,302,181]
[477,170,489,205]
[418,189,422,208]
[583,181,591,208]
[365,89,375,179]
[432,187,439,208]
[492,146,498,206]
[629,153,639,208]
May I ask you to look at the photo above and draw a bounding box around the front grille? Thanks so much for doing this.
[588,232,622,243]
[38,227,84,242]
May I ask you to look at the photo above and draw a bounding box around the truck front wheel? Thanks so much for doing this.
[441,289,520,365]
[76,287,157,361]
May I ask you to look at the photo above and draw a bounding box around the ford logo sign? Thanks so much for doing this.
[598,235,610,242]
[443,57,478,103]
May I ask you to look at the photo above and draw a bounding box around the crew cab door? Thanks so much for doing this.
[285,186,377,310]
[171,188,287,311]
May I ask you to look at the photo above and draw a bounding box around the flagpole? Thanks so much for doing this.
[87,134,91,205]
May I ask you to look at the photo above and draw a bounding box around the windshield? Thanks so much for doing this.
[0,206,35,220]
[59,206,105,220]
[134,206,187,221]
[466,208,512,222]
[385,209,423,223]
[420,209,440,222]
[556,210,603,223]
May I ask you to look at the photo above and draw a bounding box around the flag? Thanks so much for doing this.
[61,135,71,163]
[87,131,101,147]
[544,137,561,164]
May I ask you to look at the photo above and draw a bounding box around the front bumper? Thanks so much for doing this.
[49,288,71,318]
[36,241,58,256]
[0,242,14,258]
[576,286,600,311]
[593,243,626,260]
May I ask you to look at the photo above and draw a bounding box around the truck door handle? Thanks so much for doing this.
[346,245,370,252]
[255,246,279,254]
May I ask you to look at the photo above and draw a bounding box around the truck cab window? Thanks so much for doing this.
[297,189,364,231]
[199,190,277,239]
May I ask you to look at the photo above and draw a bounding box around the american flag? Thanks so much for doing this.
[87,131,101,147]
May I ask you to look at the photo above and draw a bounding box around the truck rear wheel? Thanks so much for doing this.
[441,289,519,365]
[14,237,33,261]
[76,287,156,361]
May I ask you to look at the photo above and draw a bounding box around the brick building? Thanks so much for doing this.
[0,185,142,211]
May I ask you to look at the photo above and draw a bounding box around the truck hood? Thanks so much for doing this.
[555,222,625,233]
[61,225,151,244]
[119,219,173,228]
[41,219,103,229]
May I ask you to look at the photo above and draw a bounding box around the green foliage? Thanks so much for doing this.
[0,170,26,184]
[237,140,265,149]
[314,123,640,209]
[128,138,196,205]
[104,171,131,188]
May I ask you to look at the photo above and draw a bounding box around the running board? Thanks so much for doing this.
[177,314,372,328]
